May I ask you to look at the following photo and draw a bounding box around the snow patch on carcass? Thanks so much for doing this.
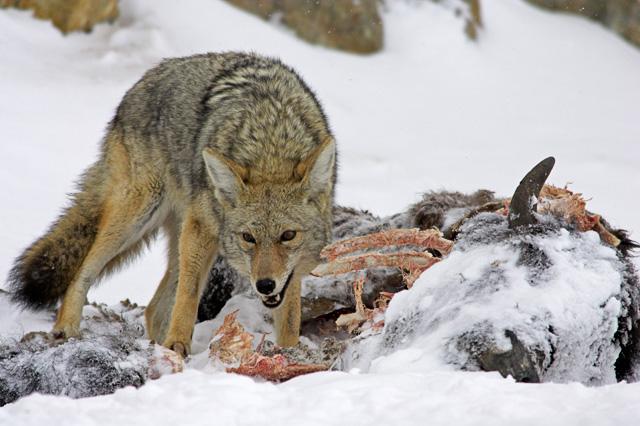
[344,213,627,384]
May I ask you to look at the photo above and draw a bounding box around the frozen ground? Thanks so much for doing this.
[1,0,639,424]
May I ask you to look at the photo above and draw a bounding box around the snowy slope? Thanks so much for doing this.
[1,0,639,423]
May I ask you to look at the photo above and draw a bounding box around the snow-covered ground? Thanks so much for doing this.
[4,369,640,426]
[1,0,639,424]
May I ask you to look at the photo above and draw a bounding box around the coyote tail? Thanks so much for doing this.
[7,164,104,310]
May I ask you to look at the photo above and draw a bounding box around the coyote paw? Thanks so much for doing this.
[51,324,81,340]
[162,338,190,358]
[171,342,188,358]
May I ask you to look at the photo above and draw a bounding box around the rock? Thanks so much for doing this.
[1,0,119,34]
[222,0,277,19]
[525,0,606,18]
[224,0,383,54]
[524,0,640,48]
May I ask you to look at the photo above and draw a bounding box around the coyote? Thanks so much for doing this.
[7,52,336,355]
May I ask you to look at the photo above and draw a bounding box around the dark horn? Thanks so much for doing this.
[508,157,555,229]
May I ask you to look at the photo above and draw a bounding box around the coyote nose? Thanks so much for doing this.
[256,279,276,295]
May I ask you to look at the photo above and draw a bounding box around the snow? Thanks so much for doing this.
[1,0,640,423]
[3,369,640,426]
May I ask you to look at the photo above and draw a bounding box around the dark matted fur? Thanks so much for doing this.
[408,189,496,230]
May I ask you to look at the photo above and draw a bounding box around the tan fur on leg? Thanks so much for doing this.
[273,275,301,347]
[163,209,218,356]
[55,190,162,337]
[145,267,176,342]
[146,217,180,342]
[54,138,166,339]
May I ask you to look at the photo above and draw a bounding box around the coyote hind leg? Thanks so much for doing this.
[145,217,180,343]
[54,188,164,339]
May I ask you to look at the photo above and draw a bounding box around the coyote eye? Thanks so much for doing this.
[242,232,256,243]
[280,230,297,242]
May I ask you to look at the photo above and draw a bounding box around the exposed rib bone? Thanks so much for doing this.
[321,228,453,261]
[312,251,440,278]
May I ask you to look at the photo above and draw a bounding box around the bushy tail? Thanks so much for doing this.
[7,166,104,310]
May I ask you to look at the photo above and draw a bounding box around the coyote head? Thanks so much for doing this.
[202,138,336,308]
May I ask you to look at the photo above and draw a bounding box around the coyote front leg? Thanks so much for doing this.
[273,272,302,347]
[163,213,217,356]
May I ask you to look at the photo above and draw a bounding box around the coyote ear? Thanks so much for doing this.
[202,148,247,205]
[296,137,336,198]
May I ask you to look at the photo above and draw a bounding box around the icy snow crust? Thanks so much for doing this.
[350,214,629,384]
